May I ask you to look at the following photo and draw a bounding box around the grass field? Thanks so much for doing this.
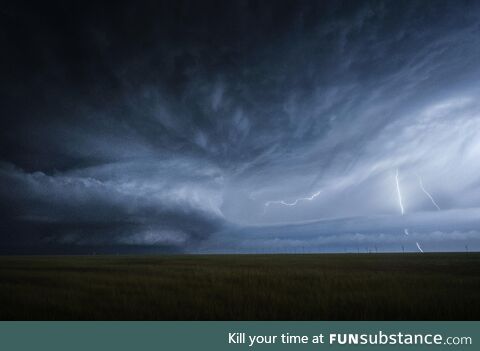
[0,253,479,320]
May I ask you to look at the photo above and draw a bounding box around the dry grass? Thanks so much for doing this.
[0,253,478,320]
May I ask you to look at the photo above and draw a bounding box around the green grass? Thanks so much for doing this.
[0,253,479,320]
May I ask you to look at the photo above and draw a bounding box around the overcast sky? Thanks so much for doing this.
[1,0,480,253]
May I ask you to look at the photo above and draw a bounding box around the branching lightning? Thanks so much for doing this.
[416,242,424,253]
[417,175,441,211]
[395,169,426,253]
[264,190,321,210]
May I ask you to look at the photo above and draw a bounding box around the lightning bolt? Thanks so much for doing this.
[395,168,405,215]
[416,242,424,253]
[394,169,429,253]
[417,175,441,211]
[264,190,321,210]
[395,169,413,248]
[395,169,411,239]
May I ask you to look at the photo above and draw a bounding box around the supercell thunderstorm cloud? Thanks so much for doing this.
[1,0,480,254]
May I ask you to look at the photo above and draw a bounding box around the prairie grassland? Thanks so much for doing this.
[0,253,478,320]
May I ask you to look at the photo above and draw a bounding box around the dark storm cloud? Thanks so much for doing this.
[0,160,224,251]
[1,0,480,252]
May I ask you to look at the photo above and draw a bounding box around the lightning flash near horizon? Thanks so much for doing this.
[416,242,424,253]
